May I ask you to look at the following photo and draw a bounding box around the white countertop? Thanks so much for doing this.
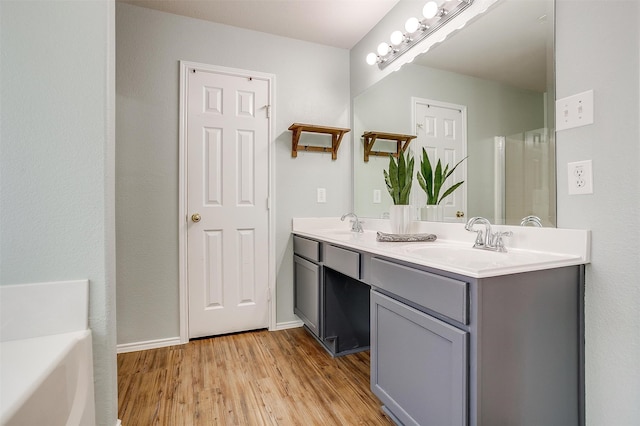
[292,217,591,278]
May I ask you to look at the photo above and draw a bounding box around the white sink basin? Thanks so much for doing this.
[315,229,378,241]
[401,243,579,272]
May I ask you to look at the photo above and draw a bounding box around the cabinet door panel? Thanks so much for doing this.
[371,290,468,426]
[294,255,320,336]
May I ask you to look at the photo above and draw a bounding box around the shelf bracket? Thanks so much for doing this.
[289,123,351,160]
[362,131,417,162]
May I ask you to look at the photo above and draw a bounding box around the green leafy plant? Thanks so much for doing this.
[417,148,466,205]
[383,150,414,205]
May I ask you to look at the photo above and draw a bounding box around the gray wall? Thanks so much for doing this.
[0,1,117,425]
[116,3,351,344]
[353,1,640,424]
[555,1,640,424]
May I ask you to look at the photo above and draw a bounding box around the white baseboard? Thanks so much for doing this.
[116,336,182,354]
[117,322,303,354]
[274,319,303,330]
[115,420,122,426]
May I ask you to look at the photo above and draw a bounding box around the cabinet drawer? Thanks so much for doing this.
[370,257,468,324]
[324,244,360,280]
[293,235,320,262]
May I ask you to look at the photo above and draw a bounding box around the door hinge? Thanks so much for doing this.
[266,197,271,210]
[265,105,271,119]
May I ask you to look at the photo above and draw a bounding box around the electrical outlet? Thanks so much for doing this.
[567,160,593,195]
[317,187,326,203]
[373,189,381,204]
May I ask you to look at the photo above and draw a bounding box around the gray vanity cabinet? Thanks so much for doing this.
[293,254,320,337]
[293,235,370,356]
[371,291,468,426]
[293,236,321,337]
[370,256,584,426]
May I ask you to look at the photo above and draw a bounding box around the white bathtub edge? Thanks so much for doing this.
[0,329,95,425]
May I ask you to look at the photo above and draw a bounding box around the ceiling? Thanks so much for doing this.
[118,0,400,49]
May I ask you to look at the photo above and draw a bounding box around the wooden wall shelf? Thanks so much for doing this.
[362,131,417,162]
[289,123,351,160]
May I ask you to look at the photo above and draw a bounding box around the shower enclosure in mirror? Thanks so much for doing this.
[353,0,556,226]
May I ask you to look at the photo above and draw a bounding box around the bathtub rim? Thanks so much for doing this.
[0,328,93,424]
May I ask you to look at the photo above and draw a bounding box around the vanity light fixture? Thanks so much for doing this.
[366,0,475,69]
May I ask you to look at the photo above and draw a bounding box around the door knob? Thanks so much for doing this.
[191,213,201,223]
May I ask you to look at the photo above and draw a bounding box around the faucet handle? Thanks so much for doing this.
[471,230,485,248]
[349,219,364,233]
[493,231,513,252]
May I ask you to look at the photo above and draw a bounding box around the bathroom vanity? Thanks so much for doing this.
[292,218,589,426]
[294,235,371,356]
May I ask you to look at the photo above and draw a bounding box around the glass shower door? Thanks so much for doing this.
[496,128,556,226]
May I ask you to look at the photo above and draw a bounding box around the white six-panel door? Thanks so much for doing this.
[412,98,467,221]
[185,65,270,339]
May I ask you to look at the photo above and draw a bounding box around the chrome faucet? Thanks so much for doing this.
[465,216,513,252]
[520,215,543,227]
[341,212,364,233]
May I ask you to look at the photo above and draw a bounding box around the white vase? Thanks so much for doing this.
[389,204,413,234]
[421,204,444,222]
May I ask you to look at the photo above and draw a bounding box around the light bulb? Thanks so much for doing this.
[377,42,390,56]
[366,52,378,65]
[423,1,439,19]
[405,17,420,34]
[390,30,404,46]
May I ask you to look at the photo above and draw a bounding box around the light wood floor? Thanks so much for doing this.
[117,327,394,425]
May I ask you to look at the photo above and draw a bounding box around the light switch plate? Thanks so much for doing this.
[317,187,326,203]
[556,90,594,131]
[373,189,381,204]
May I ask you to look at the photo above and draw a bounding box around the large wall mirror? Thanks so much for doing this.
[353,0,556,227]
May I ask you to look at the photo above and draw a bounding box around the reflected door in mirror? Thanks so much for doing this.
[411,99,467,221]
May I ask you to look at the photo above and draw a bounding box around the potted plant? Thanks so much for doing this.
[383,149,414,233]
[416,148,466,221]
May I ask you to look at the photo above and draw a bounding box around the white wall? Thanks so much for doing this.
[556,1,640,424]
[0,1,117,425]
[116,3,351,344]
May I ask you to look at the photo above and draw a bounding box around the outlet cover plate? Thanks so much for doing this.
[567,160,593,195]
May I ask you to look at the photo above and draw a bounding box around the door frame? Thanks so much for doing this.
[411,97,468,221]
[178,60,276,343]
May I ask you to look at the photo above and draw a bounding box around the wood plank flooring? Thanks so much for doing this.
[117,327,394,425]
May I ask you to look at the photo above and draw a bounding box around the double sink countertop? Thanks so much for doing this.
[292,217,591,278]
